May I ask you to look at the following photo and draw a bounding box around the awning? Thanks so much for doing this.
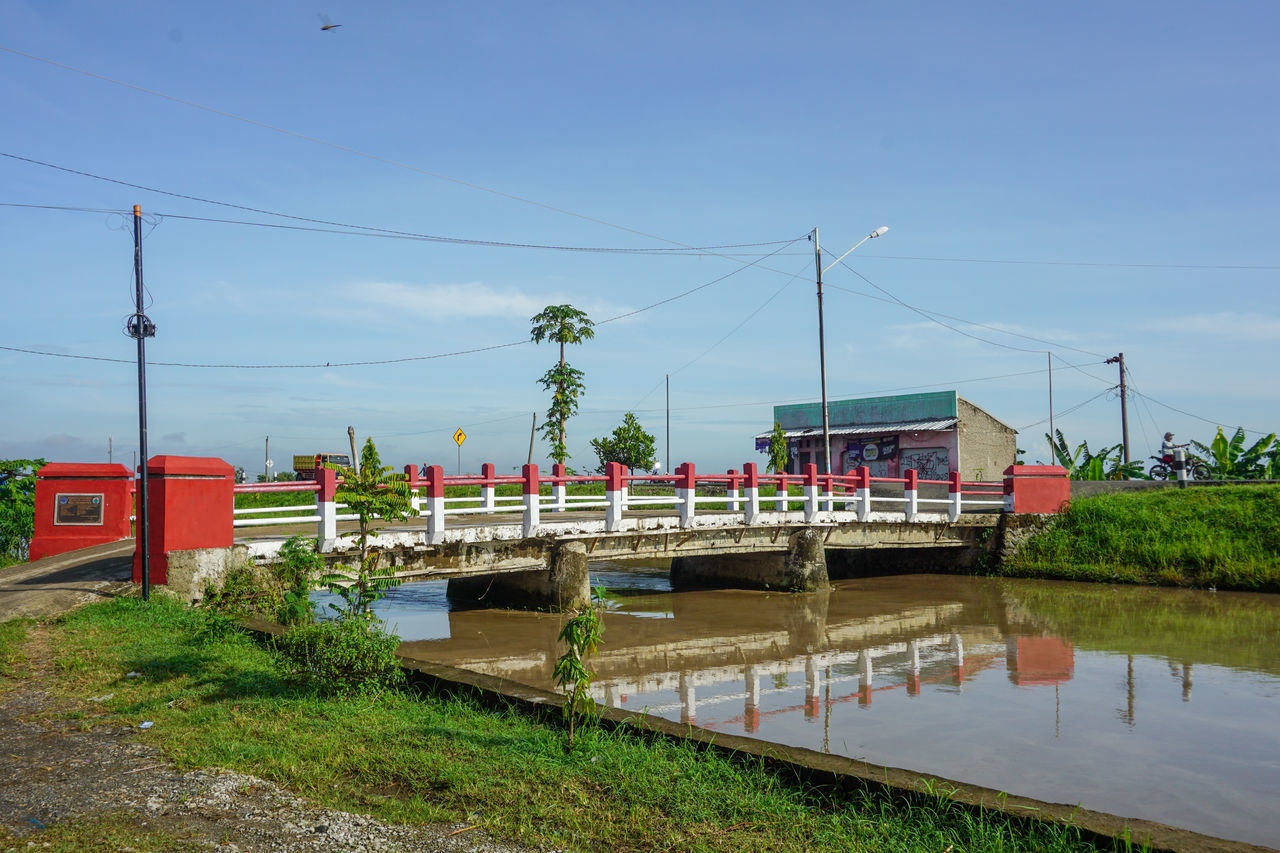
[754,418,959,442]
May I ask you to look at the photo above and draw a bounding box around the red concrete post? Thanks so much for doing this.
[30,463,134,562]
[132,456,233,586]
[522,463,541,536]
[1002,464,1070,513]
[423,465,445,544]
[480,462,496,511]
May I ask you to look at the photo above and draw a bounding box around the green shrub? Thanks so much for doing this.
[274,618,404,696]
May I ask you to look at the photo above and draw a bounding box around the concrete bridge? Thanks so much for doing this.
[29,457,1070,610]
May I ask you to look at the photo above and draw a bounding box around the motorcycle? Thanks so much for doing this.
[1148,453,1211,481]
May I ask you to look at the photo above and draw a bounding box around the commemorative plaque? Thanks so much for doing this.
[54,493,104,526]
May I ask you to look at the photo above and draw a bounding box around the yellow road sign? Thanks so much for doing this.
[453,428,467,446]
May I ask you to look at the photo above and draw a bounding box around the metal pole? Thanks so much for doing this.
[665,373,670,472]
[1047,352,1055,447]
[814,228,831,475]
[131,205,151,602]
[264,435,270,482]
[1118,353,1130,464]
[527,412,536,466]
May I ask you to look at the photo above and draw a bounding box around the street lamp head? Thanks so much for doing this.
[870,226,889,238]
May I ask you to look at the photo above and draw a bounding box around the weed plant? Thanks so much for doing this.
[26,596,1116,853]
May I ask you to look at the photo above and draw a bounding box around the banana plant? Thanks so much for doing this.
[1045,431,1144,480]
[1191,427,1277,479]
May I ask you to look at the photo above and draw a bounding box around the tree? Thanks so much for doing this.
[590,412,656,474]
[766,422,790,474]
[318,438,411,619]
[0,458,46,566]
[553,591,604,750]
[530,305,594,466]
[1191,427,1277,480]
[1045,431,1144,480]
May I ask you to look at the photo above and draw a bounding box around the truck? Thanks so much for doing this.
[292,453,351,480]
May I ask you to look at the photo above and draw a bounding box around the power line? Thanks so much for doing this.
[0,236,805,369]
[1127,389,1273,437]
[0,157,796,254]
[1018,388,1112,431]
[0,45,743,252]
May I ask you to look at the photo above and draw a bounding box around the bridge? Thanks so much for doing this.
[30,458,1069,610]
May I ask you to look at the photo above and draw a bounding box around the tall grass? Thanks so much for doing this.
[1002,486,1280,591]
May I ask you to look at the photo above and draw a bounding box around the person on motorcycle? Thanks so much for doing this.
[1160,432,1187,463]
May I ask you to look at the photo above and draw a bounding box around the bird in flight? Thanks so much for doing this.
[318,13,342,31]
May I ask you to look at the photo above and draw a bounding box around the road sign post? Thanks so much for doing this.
[453,428,467,475]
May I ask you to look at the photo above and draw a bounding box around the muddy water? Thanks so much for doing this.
[374,570,1280,848]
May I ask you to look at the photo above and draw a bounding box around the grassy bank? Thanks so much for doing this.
[1001,485,1280,591]
[3,597,1118,853]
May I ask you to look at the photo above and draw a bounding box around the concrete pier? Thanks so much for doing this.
[671,528,829,592]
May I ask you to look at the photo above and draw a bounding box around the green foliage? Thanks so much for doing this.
[0,458,46,565]
[42,596,1110,853]
[202,535,320,625]
[590,411,656,473]
[767,422,790,474]
[275,535,323,625]
[1003,485,1280,591]
[552,589,604,749]
[1191,427,1277,479]
[1045,431,1143,480]
[319,438,411,620]
[273,617,405,696]
[530,304,594,465]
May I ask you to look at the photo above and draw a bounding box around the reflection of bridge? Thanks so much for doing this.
[400,575,1075,732]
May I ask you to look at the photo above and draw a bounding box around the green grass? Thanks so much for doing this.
[26,596,1115,853]
[0,616,31,677]
[1001,485,1280,592]
[0,812,210,851]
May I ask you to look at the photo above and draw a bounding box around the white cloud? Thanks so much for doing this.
[1143,312,1280,341]
[356,281,546,320]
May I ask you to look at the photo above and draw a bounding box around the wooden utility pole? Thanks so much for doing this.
[347,426,358,473]
[1106,353,1130,464]
[527,413,537,465]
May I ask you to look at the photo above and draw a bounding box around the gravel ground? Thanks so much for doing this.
[0,627,541,853]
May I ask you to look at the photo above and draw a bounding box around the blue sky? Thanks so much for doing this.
[3,1,1277,477]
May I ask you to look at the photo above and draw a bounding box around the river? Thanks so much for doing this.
[326,568,1280,848]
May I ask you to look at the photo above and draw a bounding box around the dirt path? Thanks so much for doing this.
[0,623,538,852]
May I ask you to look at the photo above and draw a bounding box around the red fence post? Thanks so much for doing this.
[742,462,760,523]
[856,465,872,521]
[552,462,567,513]
[522,463,541,536]
[403,464,421,517]
[726,468,741,512]
[424,464,445,544]
[316,465,338,541]
[802,463,819,522]
[676,462,696,526]
[948,470,963,521]
[904,468,919,521]
[605,461,625,531]
[481,462,496,511]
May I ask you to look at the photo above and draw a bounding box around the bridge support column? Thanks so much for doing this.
[670,528,828,592]
[445,540,590,612]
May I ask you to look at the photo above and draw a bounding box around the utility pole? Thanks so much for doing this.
[264,435,270,482]
[1105,353,1130,464]
[1047,352,1055,447]
[128,205,156,602]
[527,412,537,466]
[813,227,832,475]
[347,426,358,474]
[665,373,670,473]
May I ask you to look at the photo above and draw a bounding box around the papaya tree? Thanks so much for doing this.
[319,438,411,619]
[531,305,594,466]
[766,422,790,474]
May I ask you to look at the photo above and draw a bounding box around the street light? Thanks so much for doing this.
[813,225,889,476]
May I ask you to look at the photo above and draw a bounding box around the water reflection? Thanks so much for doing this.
[389,571,1280,848]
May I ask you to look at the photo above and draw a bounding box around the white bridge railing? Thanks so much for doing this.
[233,461,1009,547]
